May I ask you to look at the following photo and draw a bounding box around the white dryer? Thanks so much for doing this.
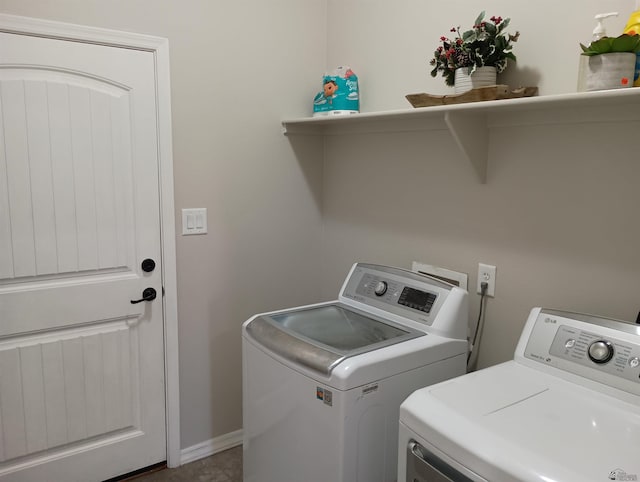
[242,263,469,482]
[398,307,640,482]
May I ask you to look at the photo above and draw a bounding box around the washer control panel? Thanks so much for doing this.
[339,263,464,330]
[355,272,438,315]
[522,309,640,394]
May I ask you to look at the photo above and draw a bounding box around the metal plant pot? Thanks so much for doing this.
[454,66,497,94]
[586,52,636,91]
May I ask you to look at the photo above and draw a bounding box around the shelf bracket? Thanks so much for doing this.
[281,121,327,137]
[444,110,489,183]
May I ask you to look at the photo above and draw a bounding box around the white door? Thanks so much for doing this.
[0,27,166,482]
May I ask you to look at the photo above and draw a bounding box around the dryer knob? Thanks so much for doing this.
[588,340,614,364]
[374,281,388,296]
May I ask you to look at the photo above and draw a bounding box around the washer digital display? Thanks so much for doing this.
[398,287,437,313]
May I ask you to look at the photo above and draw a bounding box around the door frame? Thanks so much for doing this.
[0,14,181,468]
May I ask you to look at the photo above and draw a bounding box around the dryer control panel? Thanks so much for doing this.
[548,325,640,383]
[520,308,640,396]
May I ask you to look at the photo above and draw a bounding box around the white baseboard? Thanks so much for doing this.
[179,429,243,466]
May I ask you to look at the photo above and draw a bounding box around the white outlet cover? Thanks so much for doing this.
[477,263,496,297]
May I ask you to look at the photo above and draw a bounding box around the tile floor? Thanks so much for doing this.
[128,445,242,482]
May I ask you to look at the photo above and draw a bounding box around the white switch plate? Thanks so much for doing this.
[182,208,207,235]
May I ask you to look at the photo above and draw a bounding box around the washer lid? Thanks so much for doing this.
[400,361,640,482]
[245,303,423,375]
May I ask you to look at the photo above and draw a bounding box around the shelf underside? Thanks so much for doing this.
[282,89,640,183]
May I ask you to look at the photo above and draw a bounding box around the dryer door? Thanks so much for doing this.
[406,441,482,482]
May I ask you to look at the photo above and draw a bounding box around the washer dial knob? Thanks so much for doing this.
[374,281,388,296]
[588,340,614,364]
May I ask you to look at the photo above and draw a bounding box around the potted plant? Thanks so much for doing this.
[580,33,640,91]
[430,11,520,93]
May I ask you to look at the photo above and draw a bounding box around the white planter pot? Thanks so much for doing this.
[454,66,497,94]
[586,52,635,91]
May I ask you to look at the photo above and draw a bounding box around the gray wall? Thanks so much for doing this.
[319,0,640,369]
[325,0,634,106]
[318,121,640,369]
[3,0,640,453]
[0,0,326,450]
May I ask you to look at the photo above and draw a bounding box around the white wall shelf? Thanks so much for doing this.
[282,88,640,183]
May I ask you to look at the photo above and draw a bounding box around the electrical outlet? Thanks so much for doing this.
[477,263,496,297]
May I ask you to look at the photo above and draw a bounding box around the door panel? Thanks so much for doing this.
[0,325,137,462]
[0,29,166,481]
[0,72,134,279]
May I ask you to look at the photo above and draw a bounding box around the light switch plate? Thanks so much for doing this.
[182,208,207,235]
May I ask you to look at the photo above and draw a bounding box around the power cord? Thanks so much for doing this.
[467,281,488,367]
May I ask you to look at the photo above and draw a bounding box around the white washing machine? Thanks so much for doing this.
[398,307,640,482]
[242,263,469,482]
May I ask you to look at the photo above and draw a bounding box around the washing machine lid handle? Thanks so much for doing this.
[246,315,343,375]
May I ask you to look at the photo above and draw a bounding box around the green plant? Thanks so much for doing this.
[431,11,519,86]
[580,33,640,55]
